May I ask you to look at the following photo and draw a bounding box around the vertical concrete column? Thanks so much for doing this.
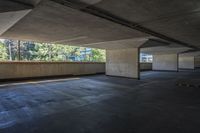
[179,55,195,69]
[195,57,200,68]
[153,54,178,71]
[106,48,139,79]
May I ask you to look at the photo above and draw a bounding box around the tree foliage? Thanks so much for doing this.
[0,39,106,62]
[0,42,8,61]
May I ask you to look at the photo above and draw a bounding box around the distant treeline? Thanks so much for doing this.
[0,39,105,62]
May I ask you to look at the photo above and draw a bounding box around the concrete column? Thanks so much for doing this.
[179,55,195,69]
[195,57,200,68]
[153,54,178,71]
[106,48,139,79]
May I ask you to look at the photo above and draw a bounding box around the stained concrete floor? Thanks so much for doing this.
[0,70,200,133]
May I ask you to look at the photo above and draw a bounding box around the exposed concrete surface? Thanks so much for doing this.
[0,62,152,80]
[153,54,178,71]
[0,0,32,13]
[195,57,200,68]
[179,56,195,69]
[82,37,149,50]
[106,48,139,78]
[94,0,200,48]
[0,70,200,133]
[1,0,149,48]
[0,0,200,49]
[141,45,190,55]
[140,63,152,71]
[0,62,105,80]
[0,10,31,36]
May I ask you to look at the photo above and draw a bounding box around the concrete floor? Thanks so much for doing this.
[0,70,200,133]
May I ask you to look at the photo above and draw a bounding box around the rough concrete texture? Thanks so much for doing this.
[140,63,152,71]
[153,54,178,71]
[195,57,200,68]
[0,62,105,80]
[0,10,31,35]
[0,0,200,50]
[179,56,195,69]
[0,0,150,49]
[141,45,190,55]
[0,70,200,133]
[0,0,32,13]
[106,48,139,78]
[94,0,200,48]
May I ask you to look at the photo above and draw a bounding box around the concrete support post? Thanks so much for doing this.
[153,54,178,71]
[106,48,140,79]
[179,55,195,70]
[195,57,200,68]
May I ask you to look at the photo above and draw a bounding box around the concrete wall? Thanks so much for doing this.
[153,54,178,71]
[106,48,139,78]
[140,63,152,71]
[0,62,105,80]
[195,57,200,68]
[179,56,195,69]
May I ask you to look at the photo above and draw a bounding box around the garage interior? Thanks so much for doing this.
[1,0,200,133]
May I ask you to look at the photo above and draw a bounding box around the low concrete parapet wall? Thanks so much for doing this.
[140,63,152,71]
[0,61,105,80]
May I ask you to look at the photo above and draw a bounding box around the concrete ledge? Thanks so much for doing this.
[140,63,152,71]
[0,61,105,80]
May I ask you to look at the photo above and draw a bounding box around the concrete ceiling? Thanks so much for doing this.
[0,0,32,13]
[93,0,200,48]
[0,0,200,50]
[0,0,150,49]
[0,10,31,35]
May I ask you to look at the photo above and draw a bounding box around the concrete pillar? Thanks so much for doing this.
[153,54,178,71]
[106,48,139,79]
[179,55,195,69]
[195,57,200,68]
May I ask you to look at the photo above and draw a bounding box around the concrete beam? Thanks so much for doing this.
[141,45,190,55]
[106,48,139,79]
[0,10,31,36]
[1,0,149,48]
[0,0,33,13]
[195,56,200,68]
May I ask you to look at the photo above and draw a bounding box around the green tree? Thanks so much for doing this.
[91,48,106,62]
[0,39,106,62]
[0,42,8,61]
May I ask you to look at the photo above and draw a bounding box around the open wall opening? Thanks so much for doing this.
[140,52,153,71]
[0,39,106,62]
[0,39,106,80]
